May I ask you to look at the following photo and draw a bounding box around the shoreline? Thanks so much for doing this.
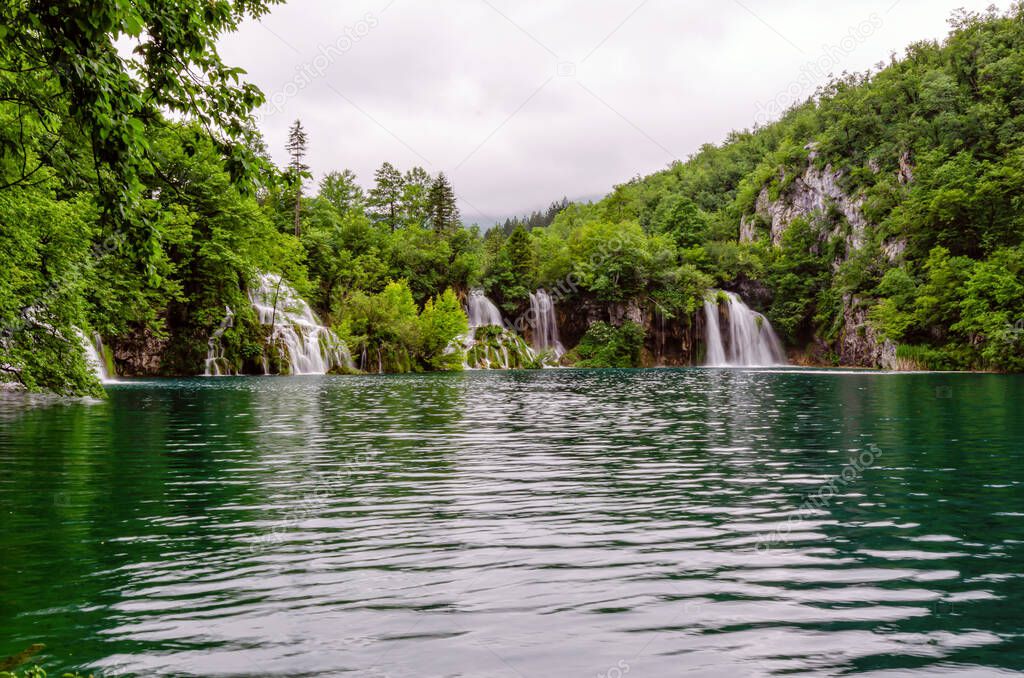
[91,364,1014,381]
[4,365,1008,399]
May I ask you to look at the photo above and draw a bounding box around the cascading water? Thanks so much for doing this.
[249,273,353,375]
[203,306,235,377]
[528,290,565,358]
[703,291,787,367]
[466,289,505,329]
[456,289,535,370]
[79,331,111,383]
[703,298,727,366]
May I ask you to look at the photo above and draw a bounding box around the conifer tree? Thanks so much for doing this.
[368,162,405,232]
[427,172,460,235]
[285,120,310,236]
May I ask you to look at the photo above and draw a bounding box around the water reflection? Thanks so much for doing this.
[0,371,1022,676]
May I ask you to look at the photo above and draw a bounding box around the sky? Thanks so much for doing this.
[218,0,1002,225]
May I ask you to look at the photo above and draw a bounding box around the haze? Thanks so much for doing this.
[220,0,999,224]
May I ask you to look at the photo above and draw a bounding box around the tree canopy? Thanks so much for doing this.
[4,3,1024,395]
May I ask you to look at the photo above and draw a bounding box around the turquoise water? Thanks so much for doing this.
[1,370,1022,676]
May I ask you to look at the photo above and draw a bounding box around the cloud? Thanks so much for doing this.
[219,0,1003,224]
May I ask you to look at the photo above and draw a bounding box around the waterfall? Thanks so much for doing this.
[529,290,565,358]
[703,298,727,366]
[455,289,537,370]
[249,273,353,375]
[203,306,235,377]
[79,331,111,383]
[466,289,504,329]
[703,291,786,367]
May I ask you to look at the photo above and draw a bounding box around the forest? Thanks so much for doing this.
[2,2,1024,397]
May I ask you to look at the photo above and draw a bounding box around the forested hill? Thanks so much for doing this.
[570,4,1024,371]
[2,4,1023,397]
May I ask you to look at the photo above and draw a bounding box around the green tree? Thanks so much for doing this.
[651,195,709,248]
[484,225,533,313]
[867,268,918,341]
[285,120,310,236]
[568,220,651,302]
[571,321,646,368]
[341,280,421,373]
[0,0,280,394]
[318,170,363,215]
[130,125,305,376]
[368,162,404,232]
[0,0,277,226]
[401,166,432,228]
[0,184,102,396]
[427,172,460,234]
[953,246,1024,370]
[419,288,469,370]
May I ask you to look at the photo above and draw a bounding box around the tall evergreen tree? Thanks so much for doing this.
[368,162,404,232]
[505,225,533,282]
[285,120,309,236]
[427,172,460,235]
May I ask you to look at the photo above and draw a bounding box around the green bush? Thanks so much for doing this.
[569,321,646,368]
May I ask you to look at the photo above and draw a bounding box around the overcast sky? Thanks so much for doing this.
[219,0,1001,225]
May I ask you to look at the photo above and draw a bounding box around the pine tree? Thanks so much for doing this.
[285,120,310,237]
[505,225,532,282]
[368,162,404,232]
[427,172,460,235]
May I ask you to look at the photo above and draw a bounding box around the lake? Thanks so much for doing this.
[1,369,1022,676]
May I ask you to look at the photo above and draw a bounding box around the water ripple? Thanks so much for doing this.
[0,370,1022,676]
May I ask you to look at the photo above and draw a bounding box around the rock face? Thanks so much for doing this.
[741,151,868,252]
[898,150,915,185]
[645,310,699,367]
[557,298,643,347]
[110,330,170,376]
[730,277,773,312]
[837,296,898,369]
[737,149,919,368]
[882,237,908,262]
[556,298,697,367]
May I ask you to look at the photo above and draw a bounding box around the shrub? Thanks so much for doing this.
[569,321,646,368]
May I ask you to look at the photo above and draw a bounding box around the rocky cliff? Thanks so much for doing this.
[556,298,698,367]
[740,146,869,253]
[738,146,915,368]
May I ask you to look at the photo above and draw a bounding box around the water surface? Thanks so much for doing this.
[1,370,1022,676]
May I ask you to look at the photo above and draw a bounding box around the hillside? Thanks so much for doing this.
[549,4,1024,371]
[3,4,1023,397]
